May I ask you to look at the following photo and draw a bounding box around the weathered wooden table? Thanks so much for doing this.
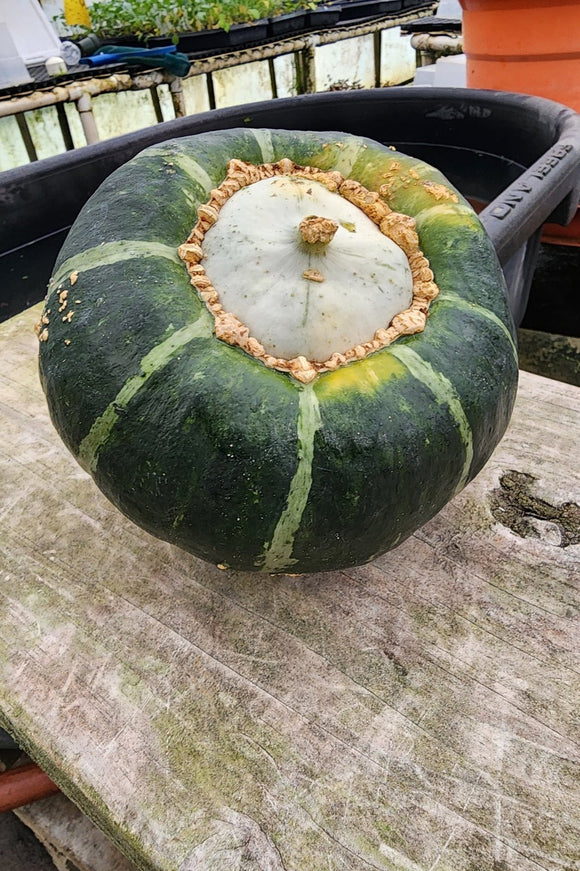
[1,305,579,871]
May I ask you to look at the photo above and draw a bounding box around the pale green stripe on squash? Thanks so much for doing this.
[327,137,367,177]
[389,345,474,493]
[251,129,275,164]
[78,315,213,474]
[257,384,322,573]
[415,203,476,225]
[133,147,214,194]
[435,295,518,363]
[181,187,196,209]
[49,241,181,297]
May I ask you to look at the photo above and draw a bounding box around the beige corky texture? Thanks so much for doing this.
[178,158,439,383]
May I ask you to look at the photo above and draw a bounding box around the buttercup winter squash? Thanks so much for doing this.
[38,129,518,573]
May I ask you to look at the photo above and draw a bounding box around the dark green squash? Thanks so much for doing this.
[38,129,518,574]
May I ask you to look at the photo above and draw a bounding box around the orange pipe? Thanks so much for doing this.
[460,0,580,112]
[0,763,60,813]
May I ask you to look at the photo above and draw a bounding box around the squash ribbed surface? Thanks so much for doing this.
[38,129,518,573]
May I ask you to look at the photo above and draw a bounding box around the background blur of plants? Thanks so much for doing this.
[58,0,316,37]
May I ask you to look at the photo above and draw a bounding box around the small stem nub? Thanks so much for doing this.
[299,215,339,246]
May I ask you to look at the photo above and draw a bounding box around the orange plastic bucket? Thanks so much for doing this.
[460,0,580,113]
[460,0,580,244]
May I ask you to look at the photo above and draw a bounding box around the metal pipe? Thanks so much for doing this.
[302,35,319,94]
[169,76,186,118]
[410,33,463,53]
[0,4,438,158]
[0,72,167,119]
[76,91,100,144]
[0,7,438,122]
[0,764,60,813]
[186,8,436,78]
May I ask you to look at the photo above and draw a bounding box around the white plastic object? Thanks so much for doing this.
[0,0,62,64]
[60,41,81,66]
[0,22,33,88]
[413,55,467,88]
[413,64,436,87]
[433,55,467,88]
[45,56,67,75]
[437,0,463,16]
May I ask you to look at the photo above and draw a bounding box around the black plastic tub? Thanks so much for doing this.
[1,88,580,324]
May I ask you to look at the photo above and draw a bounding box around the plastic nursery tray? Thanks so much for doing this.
[1,87,580,324]
[337,0,404,23]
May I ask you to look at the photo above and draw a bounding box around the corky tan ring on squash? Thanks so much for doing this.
[179,158,439,384]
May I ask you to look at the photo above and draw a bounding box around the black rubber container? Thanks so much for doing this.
[1,87,580,324]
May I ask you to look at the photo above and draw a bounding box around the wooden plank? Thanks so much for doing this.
[0,304,579,871]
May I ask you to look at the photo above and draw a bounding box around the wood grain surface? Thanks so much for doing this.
[1,304,579,871]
